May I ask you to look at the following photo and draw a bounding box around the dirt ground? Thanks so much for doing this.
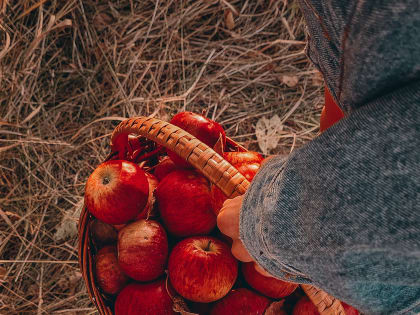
[0,0,324,314]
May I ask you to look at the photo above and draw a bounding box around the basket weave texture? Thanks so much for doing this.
[78,116,345,315]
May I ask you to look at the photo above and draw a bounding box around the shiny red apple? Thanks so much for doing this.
[210,183,228,217]
[153,156,182,181]
[110,133,155,161]
[167,111,226,167]
[210,288,271,315]
[85,160,149,224]
[114,279,176,315]
[168,236,238,303]
[264,301,287,315]
[94,246,128,295]
[242,262,298,298]
[211,151,263,215]
[235,162,262,181]
[211,162,261,215]
[90,219,118,245]
[223,151,263,165]
[156,170,216,237]
[292,296,319,315]
[118,219,168,282]
[110,133,131,160]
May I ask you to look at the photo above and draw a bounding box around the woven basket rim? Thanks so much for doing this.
[78,116,345,315]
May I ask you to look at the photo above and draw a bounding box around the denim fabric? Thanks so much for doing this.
[300,0,420,113]
[239,1,420,314]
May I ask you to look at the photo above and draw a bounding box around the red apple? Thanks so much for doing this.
[111,133,155,161]
[85,160,149,224]
[114,279,176,315]
[168,236,238,303]
[242,262,298,298]
[127,134,144,161]
[209,182,230,216]
[110,133,130,160]
[223,151,263,165]
[135,172,159,220]
[211,162,261,215]
[118,219,168,282]
[153,156,182,181]
[94,246,128,295]
[293,296,319,315]
[264,301,287,315]
[167,111,226,167]
[90,219,118,244]
[235,162,262,182]
[211,152,263,215]
[210,288,271,315]
[156,170,216,237]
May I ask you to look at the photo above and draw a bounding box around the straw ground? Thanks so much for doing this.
[0,0,323,314]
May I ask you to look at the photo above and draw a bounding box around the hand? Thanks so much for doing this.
[217,195,275,278]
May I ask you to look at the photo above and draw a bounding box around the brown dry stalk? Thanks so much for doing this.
[0,0,322,313]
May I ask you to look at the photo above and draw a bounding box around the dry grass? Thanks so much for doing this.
[0,0,323,314]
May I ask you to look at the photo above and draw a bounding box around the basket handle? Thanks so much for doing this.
[111,116,346,315]
[111,116,250,198]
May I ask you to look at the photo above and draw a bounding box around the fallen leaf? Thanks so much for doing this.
[57,271,82,293]
[280,75,299,87]
[69,271,82,295]
[255,115,283,155]
[53,198,83,241]
[224,9,235,30]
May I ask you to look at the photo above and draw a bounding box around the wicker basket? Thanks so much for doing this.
[78,116,345,315]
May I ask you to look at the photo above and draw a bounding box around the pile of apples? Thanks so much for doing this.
[85,111,359,315]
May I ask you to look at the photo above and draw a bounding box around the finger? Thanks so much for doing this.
[231,239,253,262]
[217,195,243,239]
[219,194,244,216]
[254,263,276,278]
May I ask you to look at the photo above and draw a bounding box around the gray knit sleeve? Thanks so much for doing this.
[239,83,420,314]
[239,1,420,313]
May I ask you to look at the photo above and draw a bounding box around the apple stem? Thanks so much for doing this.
[205,240,212,251]
[102,177,110,185]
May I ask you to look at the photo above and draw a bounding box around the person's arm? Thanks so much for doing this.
[220,1,420,313]
[239,85,420,314]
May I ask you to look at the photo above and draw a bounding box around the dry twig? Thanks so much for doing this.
[0,0,323,313]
